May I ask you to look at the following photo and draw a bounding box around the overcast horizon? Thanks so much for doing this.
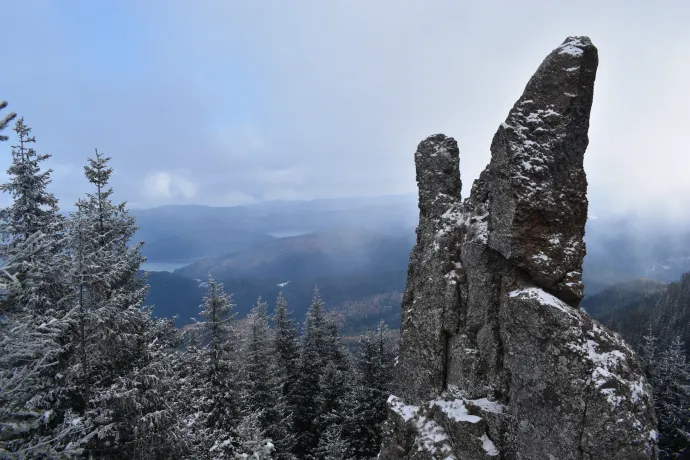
[1,1,689,221]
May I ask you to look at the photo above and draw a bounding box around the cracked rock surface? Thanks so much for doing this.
[380,37,658,460]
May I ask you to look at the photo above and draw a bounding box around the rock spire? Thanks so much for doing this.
[381,37,657,460]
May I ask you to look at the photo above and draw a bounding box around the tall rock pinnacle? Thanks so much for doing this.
[381,37,658,460]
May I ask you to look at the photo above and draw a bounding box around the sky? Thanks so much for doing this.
[0,0,689,219]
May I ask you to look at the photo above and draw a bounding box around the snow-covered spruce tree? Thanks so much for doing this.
[347,321,395,458]
[62,150,147,403]
[232,412,275,460]
[271,292,299,458]
[292,287,330,457]
[640,325,659,375]
[56,151,185,458]
[315,314,355,454]
[314,424,352,460]
[654,336,690,459]
[0,281,76,458]
[0,115,75,458]
[194,275,241,458]
[242,298,280,439]
[170,327,212,458]
[316,360,353,457]
[0,117,67,313]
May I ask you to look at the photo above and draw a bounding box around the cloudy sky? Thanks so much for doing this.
[1,0,688,218]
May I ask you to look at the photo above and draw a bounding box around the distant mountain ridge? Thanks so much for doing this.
[174,228,414,280]
[131,193,418,263]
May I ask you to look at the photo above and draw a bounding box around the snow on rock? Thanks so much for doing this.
[509,287,579,319]
[557,37,586,56]
[388,395,419,423]
[565,324,652,410]
[465,397,506,414]
[386,394,502,459]
[428,398,481,423]
[480,434,499,456]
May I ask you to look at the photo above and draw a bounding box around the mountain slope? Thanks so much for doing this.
[131,194,418,263]
[143,269,407,328]
[174,228,414,281]
[581,278,667,347]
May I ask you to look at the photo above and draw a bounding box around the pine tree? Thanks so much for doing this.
[0,117,67,313]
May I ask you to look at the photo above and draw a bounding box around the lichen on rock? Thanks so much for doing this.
[380,37,658,460]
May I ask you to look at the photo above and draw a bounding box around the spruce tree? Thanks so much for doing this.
[56,151,183,458]
[0,117,66,312]
[654,336,690,459]
[199,276,238,430]
[292,287,329,457]
[233,412,276,459]
[348,321,395,458]
[314,425,352,460]
[0,115,74,458]
[273,292,300,399]
[243,297,278,435]
[316,314,355,448]
[272,292,300,458]
[64,151,148,406]
[171,328,207,456]
[0,302,74,458]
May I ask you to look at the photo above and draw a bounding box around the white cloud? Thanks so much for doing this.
[144,171,197,201]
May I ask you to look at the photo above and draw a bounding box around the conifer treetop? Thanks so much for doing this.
[0,100,17,142]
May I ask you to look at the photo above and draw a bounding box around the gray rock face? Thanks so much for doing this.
[381,37,658,460]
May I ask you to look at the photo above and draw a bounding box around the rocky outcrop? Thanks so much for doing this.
[381,37,658,460]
